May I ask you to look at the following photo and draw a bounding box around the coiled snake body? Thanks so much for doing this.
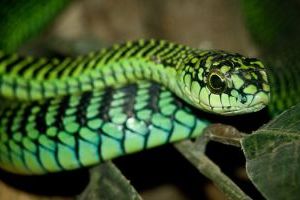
[0,39,271,174]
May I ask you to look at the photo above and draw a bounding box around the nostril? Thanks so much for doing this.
[241,96,247,104]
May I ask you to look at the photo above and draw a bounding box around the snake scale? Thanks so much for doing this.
[0,0,298,175]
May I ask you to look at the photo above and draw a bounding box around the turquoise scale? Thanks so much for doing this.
[0,82,208,174]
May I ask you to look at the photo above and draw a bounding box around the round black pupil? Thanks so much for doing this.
[210,74,224,89]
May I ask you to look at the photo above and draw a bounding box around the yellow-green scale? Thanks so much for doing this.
[123,129,145,154]
[0,40,189,102]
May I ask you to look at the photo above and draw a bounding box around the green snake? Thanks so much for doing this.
[0,0,297,175]
[0,39,270,174]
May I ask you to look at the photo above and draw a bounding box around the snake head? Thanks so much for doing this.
[176,50,270,115]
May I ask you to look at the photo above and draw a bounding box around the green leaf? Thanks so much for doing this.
[241,103,300,200]
[77,162,142,200]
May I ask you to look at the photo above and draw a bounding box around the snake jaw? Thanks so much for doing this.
[197,92,269,115]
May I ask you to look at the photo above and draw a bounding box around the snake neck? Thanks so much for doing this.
[0,39,191,101]
[94,40,190,98]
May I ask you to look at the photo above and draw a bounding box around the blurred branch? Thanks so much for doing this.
[203,124,247,147]
[174,124,251,200]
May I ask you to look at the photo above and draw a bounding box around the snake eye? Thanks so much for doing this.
[208,72,227,94]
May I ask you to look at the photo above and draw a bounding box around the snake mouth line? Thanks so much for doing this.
[200,102,267,115]
[221,104,266,115]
